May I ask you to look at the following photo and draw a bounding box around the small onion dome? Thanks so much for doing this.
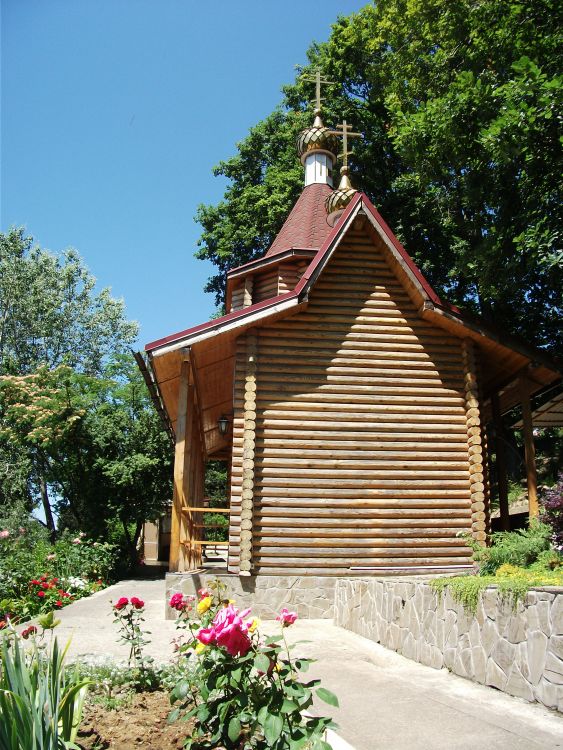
[325,165,357,220]
[296,109,338,164]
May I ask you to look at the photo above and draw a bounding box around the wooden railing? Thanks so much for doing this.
[180,501,230,567]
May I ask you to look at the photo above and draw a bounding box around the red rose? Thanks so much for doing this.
[55,600,63,608]
[21,625,37,639]
[113,597,129,610]
[130,597,144,609]
[37,591,45,598]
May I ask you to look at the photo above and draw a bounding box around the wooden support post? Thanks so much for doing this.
[462,339,487,545]
[170,357,190,572]
[180,379,196,571]
[239,330,257,575]
[520,377,539,519]
[491,393,510,531]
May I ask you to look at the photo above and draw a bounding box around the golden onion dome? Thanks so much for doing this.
[296,110,338,164]
[325,166,357,216]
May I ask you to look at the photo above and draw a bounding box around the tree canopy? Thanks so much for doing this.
[196,0,562,354]
[0,230,172,552]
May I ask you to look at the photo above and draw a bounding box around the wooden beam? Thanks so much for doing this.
[169,355,190,572]
[520,377,539,519]
[491,393,510,531]
[180,384,197,570]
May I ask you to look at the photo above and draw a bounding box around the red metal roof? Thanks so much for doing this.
[265,182,333,257]
[145,193,463,353]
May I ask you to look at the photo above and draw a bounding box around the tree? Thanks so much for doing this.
[0,357,172,556]
[0,228,138,376]
[196,0,562,354]
[0,229,140,530]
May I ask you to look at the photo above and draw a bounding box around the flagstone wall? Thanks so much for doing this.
[165,572,337,620]
[334,578,563,712]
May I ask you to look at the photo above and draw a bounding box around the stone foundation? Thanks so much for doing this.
[165,571,339,620]
[334,578,563,712]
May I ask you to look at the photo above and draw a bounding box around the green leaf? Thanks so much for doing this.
[263,712,284,745]
[280,698,299,714]
[316,687,339,707]
[228,716,241,742]
[254,653,271,673]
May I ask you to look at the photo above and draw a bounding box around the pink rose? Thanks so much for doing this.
[113,597,129,610]
[276,608,297,626]
[197,587,212,599]
[196,604,253,657]
[130,597,144,609]
[0,530,9,539]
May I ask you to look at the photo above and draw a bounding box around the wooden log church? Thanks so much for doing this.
[142,98,560,578]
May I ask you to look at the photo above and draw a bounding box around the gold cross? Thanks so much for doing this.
[300,69,336,111]
[332,120,362,167]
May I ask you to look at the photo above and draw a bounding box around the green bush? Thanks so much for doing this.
[0,506,118,625]
[472,521,552,575]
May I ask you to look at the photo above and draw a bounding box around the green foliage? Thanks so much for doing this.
[0,509,116,623]
[472,522,552,574]
[197,0,562,354]
[430,561,563,614]
[204,461,229,542]
[0,355,172,558]
[431,522,562,613]
[169,584,337,749]
[0,228,138,377]
[0,631,90,750]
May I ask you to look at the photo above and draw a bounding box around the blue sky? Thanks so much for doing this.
[1,0,367,348]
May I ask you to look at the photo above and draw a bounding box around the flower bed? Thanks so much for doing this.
[0,525,117,626]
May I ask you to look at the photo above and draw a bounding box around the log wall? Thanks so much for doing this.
[228,226,477,575]
[253,269,279,303]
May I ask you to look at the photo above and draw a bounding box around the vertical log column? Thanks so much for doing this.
[520,376,539,519]
[462,339,487,544]
[179,373,196,571]
[170,357,190,572]
[239,331,257,575]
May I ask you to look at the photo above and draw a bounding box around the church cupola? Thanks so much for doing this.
[296,108,338,187]
[296,70,338,187]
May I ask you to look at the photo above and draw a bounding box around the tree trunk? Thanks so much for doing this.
[39,474,56,541]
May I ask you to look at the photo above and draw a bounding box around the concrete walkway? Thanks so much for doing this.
[30,578,563,750]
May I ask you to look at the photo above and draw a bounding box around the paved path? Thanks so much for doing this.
[28,579,563,750]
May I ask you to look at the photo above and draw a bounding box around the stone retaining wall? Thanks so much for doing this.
[165,572,338,620]
[334,578,563,712]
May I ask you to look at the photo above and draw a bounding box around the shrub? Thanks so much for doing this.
[541,474,563,551]
[472,521,552,575]
[0,628,90,750]
[169,583,337,750]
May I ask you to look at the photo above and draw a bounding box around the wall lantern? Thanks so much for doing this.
[217,415,230,436]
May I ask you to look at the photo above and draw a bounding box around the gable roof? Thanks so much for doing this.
[265,182,333,257]
[145,192,560,451]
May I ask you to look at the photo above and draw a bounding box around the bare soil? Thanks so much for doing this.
[77,691,190,749]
